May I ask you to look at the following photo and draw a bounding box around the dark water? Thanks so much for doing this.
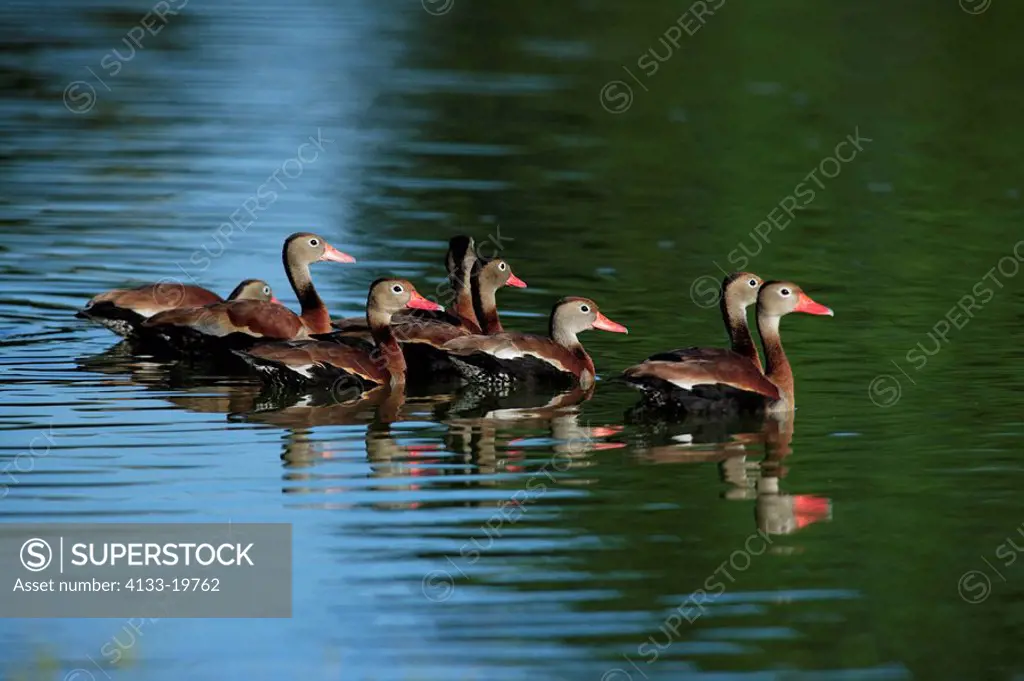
[2,0,1024,678]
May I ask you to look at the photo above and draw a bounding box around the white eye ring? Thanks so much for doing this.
[263,286,271,295]
[780,288,791,297]
[580,304,590,313]
[392,284,404,294]
[309,238,319,247]
[498,262,507,271]
[748,279,758,287]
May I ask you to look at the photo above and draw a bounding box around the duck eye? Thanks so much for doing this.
[392,284,404,294]
[263,286,270,295]
[498,262,507,271]
[748,279,758,287]
[780,288,791,296]
[580,304,590,313]
[308,238,319,247]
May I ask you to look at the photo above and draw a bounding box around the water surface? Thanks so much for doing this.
[2,1,1023,679]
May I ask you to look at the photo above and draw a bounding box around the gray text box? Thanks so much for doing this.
[0,523,291,617]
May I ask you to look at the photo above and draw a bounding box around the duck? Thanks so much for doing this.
[467,255,527,334]
[235,278,443,392]
[138,232,354,353]
[646,272,764,371]
[443,296,628,390]
[77,278,279,338]
[330,236,528,380]
[393,253,527,374]
[621,281,832,414]
[331,235,479,336]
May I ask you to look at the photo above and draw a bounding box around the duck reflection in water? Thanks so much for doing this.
[359,385,622,505]
[78,343,627,511]
[632,412,831,536]
[78,343,625,512]
[443,385,623,477]
[223,382,622,511]
[78,342,286,424]
[234,386,446,509]
[77,341,262,397]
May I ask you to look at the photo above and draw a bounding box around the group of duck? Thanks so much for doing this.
[77,232,833,415]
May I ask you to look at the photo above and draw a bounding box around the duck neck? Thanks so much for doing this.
[368,308,407,386]
[756,312,794,408]
[285,253,330,334]
[473,282,502,334]
[550,315,595,383]
[452,265,482,333]
[723,296,761,372]
[550,316,580,351]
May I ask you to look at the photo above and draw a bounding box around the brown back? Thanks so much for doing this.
[144,300,306,340]
[92,283,222,316]
[623,348,780,400]
[444,332,593,379]
[246,341,387,383]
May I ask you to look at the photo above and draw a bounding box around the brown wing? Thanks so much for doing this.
[331,315,368,332]
[645,346,739,363]
[325,316,373,344]
[443,332,586,375]
[622,349,780,400]
[144,301,306,340]
[392,318,473,348]
[399,309,464,326]
[331,310,464,335]
[89,284,222,317]
[246,341,387,383]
